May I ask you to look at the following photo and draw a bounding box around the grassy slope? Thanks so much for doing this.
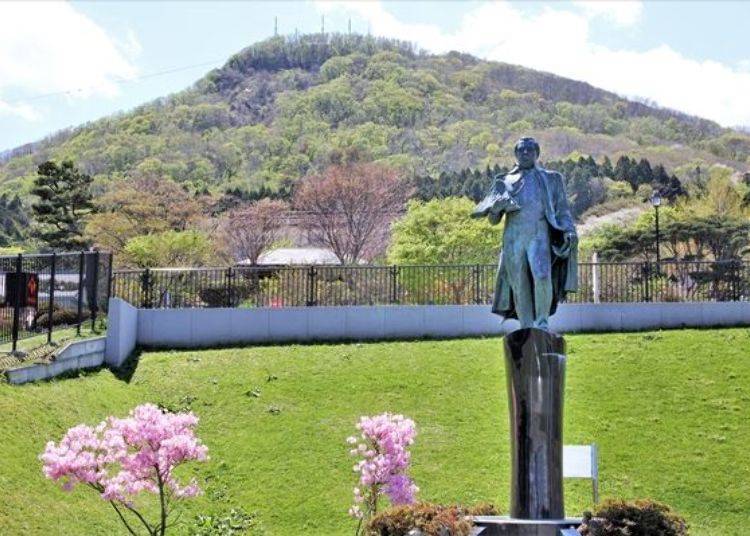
[1,329,748,535]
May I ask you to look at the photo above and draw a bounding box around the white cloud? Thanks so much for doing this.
[572,0,643,27]
[0,99,39,121]
[315,0,750,127]
[0,1,139,120]
[119,27,144,59]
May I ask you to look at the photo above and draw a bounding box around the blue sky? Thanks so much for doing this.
[1,1,749,152]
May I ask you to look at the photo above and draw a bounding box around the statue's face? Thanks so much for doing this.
[515,142,538,169]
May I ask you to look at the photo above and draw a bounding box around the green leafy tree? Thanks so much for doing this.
[31,160,93,250]
[590,206,750,262]
[0,246,24,256]
[388,197,500,265]
[85,175,205,257]
[388,197,500,304]
[123,230,217,268]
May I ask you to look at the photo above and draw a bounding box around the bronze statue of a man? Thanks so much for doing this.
[472,137,578,329]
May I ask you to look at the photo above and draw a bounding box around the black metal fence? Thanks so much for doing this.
[0,252,113,352]
[111,260,750,310]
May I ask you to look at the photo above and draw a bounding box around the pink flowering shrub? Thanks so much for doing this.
[347,413,418,534]
[41,403,208,536]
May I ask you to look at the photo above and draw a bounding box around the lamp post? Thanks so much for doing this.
[650,190,662,265]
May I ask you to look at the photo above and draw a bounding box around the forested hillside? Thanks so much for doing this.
[2,33,750,251]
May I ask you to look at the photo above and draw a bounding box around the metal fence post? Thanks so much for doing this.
[306,266,317,306]
[142,268,152,309]
[106,252,113,309]
[390,265,399,304]
[643,261,651,302]
[734,262,741,301]
[11,253,22,353]
[474,264,481,304]
[90,251,100,332]
[76,251,85,335]
[592,253,600,304]
[226,267,233,307]
[47,252,56,344]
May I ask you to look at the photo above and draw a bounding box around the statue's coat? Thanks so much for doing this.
[488,165,578,318]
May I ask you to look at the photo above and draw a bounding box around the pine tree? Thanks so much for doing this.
[614,156,631,183]
[31,160,93,250]
[653,164,669,186]
[585,155,598,176]
[635,158,654,187]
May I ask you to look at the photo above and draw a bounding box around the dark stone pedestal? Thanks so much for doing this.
[472,516,581,536]
[469,329,573,535]
[504,328,567,519]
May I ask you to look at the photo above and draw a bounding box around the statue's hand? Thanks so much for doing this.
[488,211,503,226]
[557,231,578,258]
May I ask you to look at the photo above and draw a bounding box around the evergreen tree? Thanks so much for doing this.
[635,158,654,187]
[614,155,632,184]
[568,167,593,216]
[31,160,93,250]
[653,165,686,201]
[653,164,670,187]
[585,155,598,176]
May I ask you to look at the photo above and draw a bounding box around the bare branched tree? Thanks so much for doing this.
[293,163,412,264]
[221,198,289,264]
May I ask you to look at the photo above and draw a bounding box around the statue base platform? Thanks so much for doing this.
[472,516,581,536]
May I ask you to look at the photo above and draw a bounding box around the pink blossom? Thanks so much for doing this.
[41,404,208,535]
[348,413,418,523]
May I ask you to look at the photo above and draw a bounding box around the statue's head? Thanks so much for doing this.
[514,137,540,169]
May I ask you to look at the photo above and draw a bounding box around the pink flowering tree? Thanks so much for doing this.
[347,413,418,534]
[40,403,209,536]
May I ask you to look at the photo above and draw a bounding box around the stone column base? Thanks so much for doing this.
[473,516,581,536]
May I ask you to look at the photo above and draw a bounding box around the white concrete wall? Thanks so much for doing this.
[132,302,750,349]
[10,301,746,383]
[105,298,139,367]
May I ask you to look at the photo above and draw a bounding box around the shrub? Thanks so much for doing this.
[198,286,232,308]
[197,280,257,308]
[367,502,499,536]
[34,305,89,329]
[189,507,261,535]
[579,499,688,536]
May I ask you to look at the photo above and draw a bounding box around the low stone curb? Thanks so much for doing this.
[5,336,106,385]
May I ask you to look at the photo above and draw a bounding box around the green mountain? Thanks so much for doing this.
[1,33,749,226]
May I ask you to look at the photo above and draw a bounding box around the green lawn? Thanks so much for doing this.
[1,329,749,535]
